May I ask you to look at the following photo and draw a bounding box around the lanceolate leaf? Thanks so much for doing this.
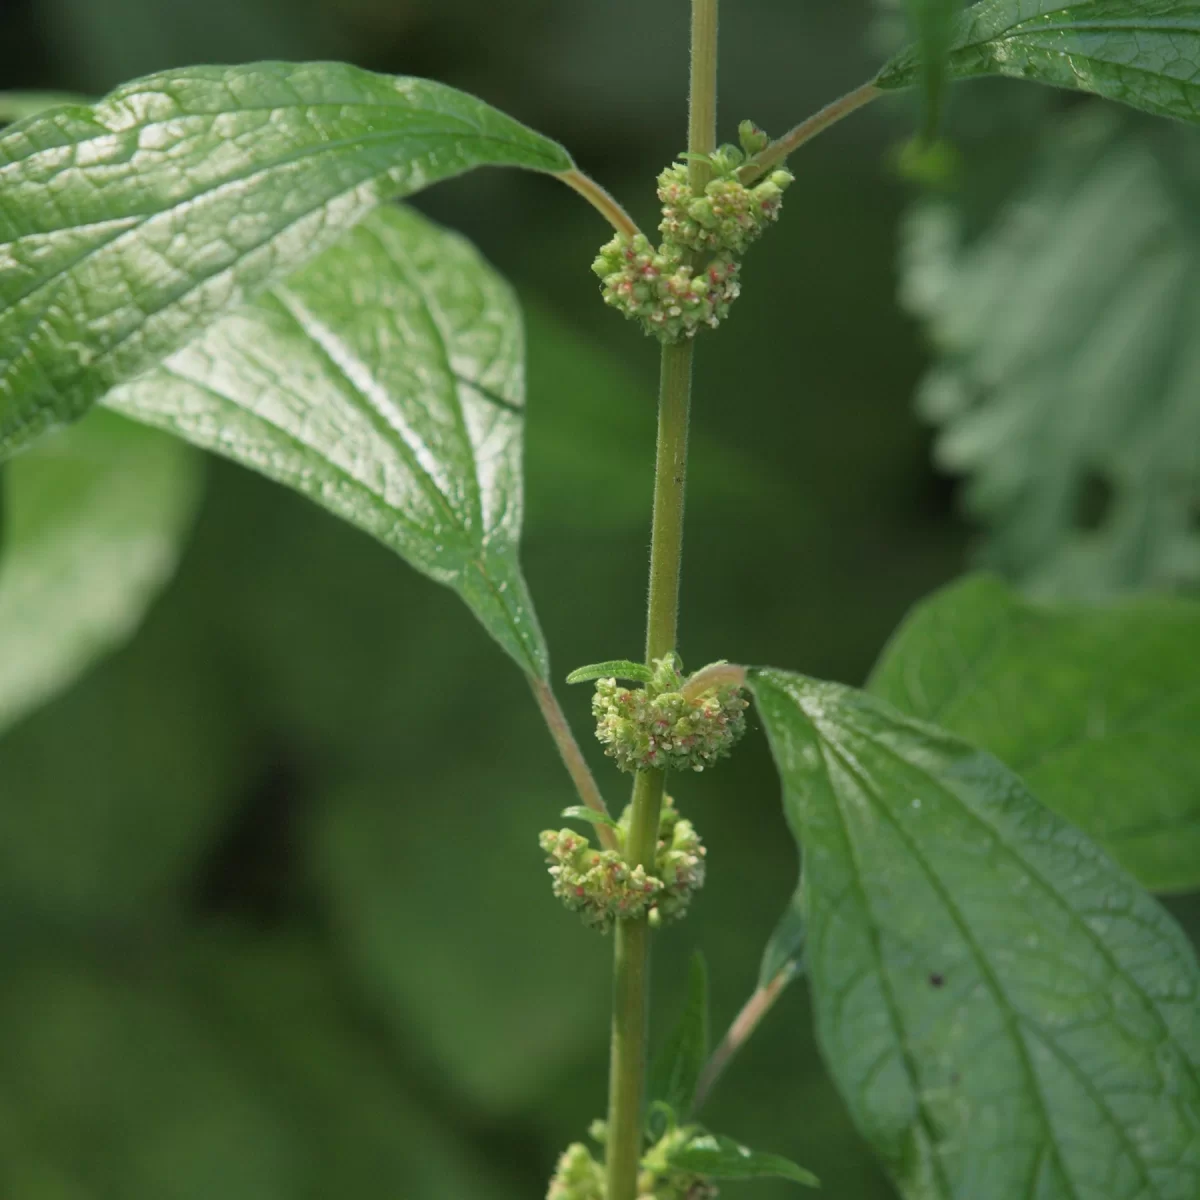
[649,952,710,1121]
[107,204,548,677]
[0,409,199,735]
[566,660,654,685]
[878,0,1200,126]
[750,666,1200,1200]
[0,61,572,459]
[870,573,1200,891]
[666,1132,819,1188]
[901,107,1200,597]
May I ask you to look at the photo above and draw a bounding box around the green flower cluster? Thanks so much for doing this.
[539,796,707,933]
[591,234,740,342]
[546,1122,718,1200]
[592,656,748,775]
[656,161,793,256]
[591,121,791,343]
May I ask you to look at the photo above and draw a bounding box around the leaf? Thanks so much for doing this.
[566,660,654,685]
[667,1132,819,1188]
[869,573,1200,891]
[0,408,200,735]
[561,806,621,830]
[903,0,962,140]
[0,92,88,124]
[0,61,572,459]
[877,0,1200,127]
[750,666,1200,1200]
[758,884,807,988]
[900,106,1200,598]
[649,952,710,1121]
[107,204,548,677]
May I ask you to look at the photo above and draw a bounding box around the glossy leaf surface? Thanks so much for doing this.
[649,952,709,1121]
[878,0,1200,125]
[0,61,571,458]
[108,204,547,676]
[900,107,1200,597]
[870,574,1200,891]
[750,666,1200,1200]
[0,408,199,735]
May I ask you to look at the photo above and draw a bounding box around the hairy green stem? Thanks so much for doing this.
[739,81,882,184]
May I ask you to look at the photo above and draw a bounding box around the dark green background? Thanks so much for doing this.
[2,2,1190,1197]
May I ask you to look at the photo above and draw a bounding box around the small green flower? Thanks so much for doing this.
[547,1142,605,1200]
[592,655,748,775]
[540,795,707,932]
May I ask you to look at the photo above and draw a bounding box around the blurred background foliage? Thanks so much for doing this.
[1,0,1198,1196]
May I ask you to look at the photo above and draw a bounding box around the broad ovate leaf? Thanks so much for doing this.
[0,61,571,458]
[878,0,1200,125]
[870,573,1200,891]
[750,666,1200,1200]
[107,204,547,677]
[901,107,1200,597]
[0,408,199,734]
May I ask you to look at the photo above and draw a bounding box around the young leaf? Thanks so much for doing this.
[565,660,654,685]
[869,574,1200,891]
[0,409,199,736]
[901,107,1200,597]
[877,0,1200,127]
[561,806,621,831]
[106,204,548,677]
[649,952,710,1121]
[750,667,1200,1200]
[667,1132,819,1188]
[0,61,572,460]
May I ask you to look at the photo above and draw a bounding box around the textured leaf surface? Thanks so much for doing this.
[0,408,199,735]
[667,1132,819,1187]
[870,574,1200,891]
[108,204,547,676]
[901,107,1200,597]
[0,60,571,458]
[750,666,1200,1200]
[0,92,88,123]
[878,0,1200,124]
[649,952,709,1120]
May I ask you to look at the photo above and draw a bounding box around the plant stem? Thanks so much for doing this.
[529,676,619,853]
[606,1,714,1188]
[557,168,644,239]
[693,964,796,1110]
[738,81,882,184]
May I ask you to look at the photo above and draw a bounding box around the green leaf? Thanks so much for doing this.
[750,666,1200,1200]
[877,0,1200,126]
[869,573,1200,891]
[0,92,89,124]
[649,952,710,1121]
[900,106,1200,598]
[667,1132,819,1188]
[903,0,962,141]
[758,885,806,988]
[0,61,572,459]
[561,805,621,830]
[566,660,653,685]
[0,408,199,735]
[107,204,548,677]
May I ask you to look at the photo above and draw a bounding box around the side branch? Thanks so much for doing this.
[530,675,620,852]
[556,168,644,240]
[739,82,882,184]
